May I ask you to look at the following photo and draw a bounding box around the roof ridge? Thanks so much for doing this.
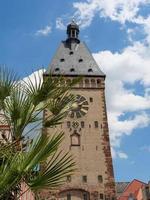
[132,179,147,185]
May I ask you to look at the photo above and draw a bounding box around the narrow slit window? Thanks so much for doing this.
[81,121,85,128]
[67,121,71,128]
[89,97,93,102]
[67,175,71,182]
[94,121,99,128]
[82,175,87,183]
[98,175,103,183]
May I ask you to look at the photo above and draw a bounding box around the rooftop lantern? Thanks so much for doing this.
[66,20,80,43]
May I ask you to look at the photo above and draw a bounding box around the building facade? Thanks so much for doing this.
[43,21,116,200]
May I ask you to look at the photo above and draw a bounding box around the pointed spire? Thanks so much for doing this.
[66,20,80,43]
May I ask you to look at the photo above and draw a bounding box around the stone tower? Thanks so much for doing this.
[44,21,116,200]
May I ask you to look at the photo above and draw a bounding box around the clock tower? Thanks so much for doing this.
[44,21,116,200]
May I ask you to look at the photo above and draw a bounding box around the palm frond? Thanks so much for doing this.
[44,93,75,128]
[0,68,80,198]
[0,133,75,196]
[27,151,75,190]
[4,86,35,139]
[23,133,64,171]
[23,72,79,107]
[0,66,19,110]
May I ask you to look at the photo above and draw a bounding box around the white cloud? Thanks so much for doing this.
[109,112,150,148]
[127,28,134,42]
[111,148,128,159]
[56,18,66,30]
[93,41,150,155]
[73,0,150,27]
[35,25,52,36]
[22,69,45,87]
[118,151,128,159]
[32,1,150,160]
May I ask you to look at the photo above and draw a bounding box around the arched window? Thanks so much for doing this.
[71,29,76,38]
[85,79,89,87]
[67,193,71,200]
[79,79,84,87]
[100,193,104,199]
[66,79,71,85]
[97,79,101,88]
[83,193,88,200]
[71,132,80,146]
[91,79,96,87]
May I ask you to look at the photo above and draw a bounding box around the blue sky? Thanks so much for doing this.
[0,0,150,182]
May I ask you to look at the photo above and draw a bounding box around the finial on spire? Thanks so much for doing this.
[71,18,75,23]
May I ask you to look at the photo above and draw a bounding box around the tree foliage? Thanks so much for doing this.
[0,67,78,199]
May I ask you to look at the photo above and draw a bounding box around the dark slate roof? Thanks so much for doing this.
[45,41,105,77]
[115,182,130,196]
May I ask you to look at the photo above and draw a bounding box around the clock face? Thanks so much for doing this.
[69,95,89,118]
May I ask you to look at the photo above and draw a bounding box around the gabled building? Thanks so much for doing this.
[116,179,149,200]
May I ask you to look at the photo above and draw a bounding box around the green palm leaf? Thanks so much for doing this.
[0,133,75,197]
[0,66,19,110]
[0,66,80,198]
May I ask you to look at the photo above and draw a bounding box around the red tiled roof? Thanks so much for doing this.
[118,179,147,200]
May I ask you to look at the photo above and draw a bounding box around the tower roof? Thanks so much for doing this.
[45,22,105,77]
